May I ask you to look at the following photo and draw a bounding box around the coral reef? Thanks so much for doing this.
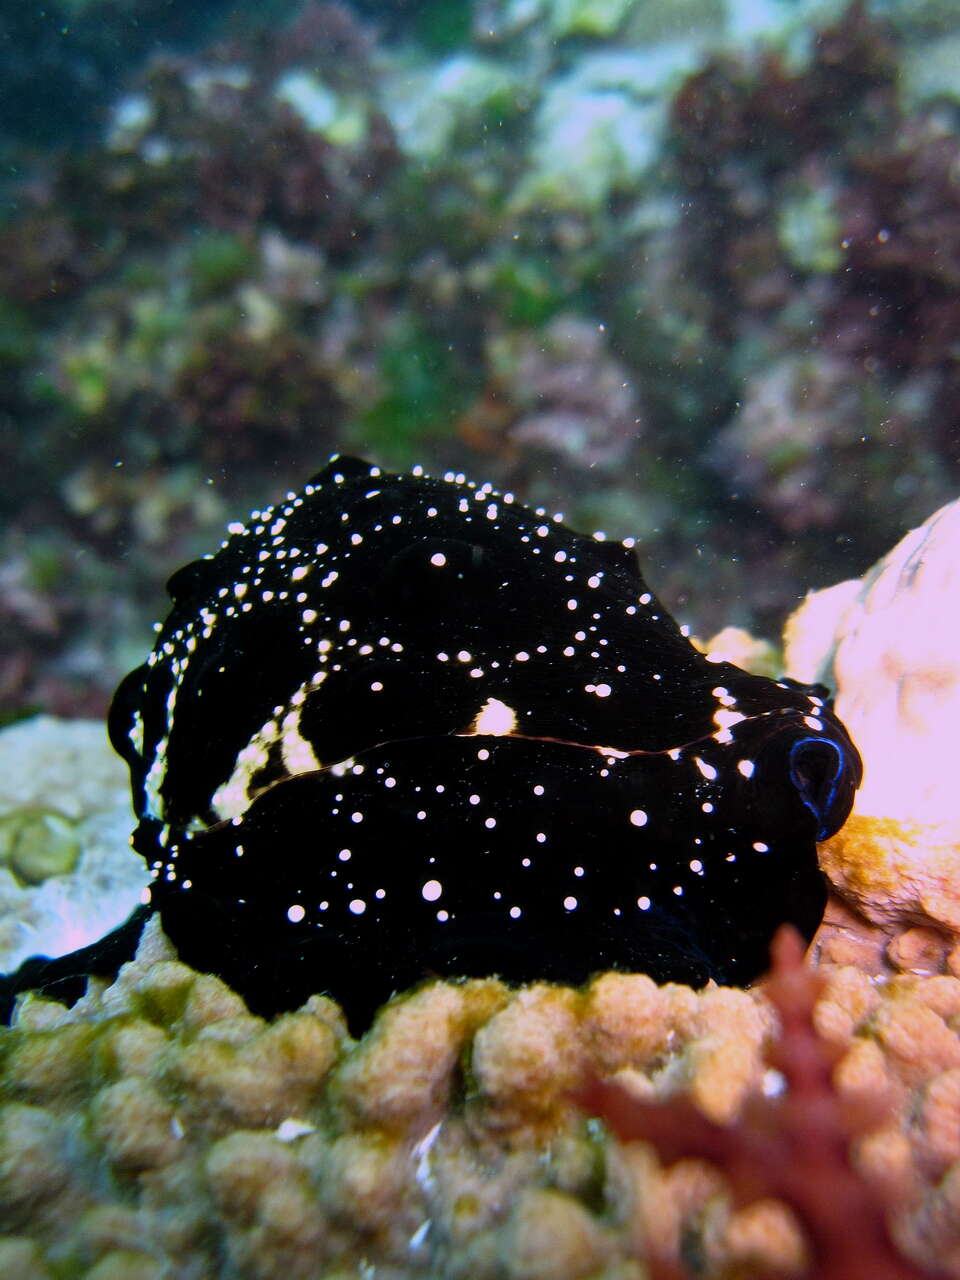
[5,0,960,715]
[2,912,959,1277]
[4,3,960,1274]
[671,1,958,557]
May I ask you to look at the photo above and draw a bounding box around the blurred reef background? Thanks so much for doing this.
[2,0,959,721]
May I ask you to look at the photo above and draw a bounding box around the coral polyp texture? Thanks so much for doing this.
[0,916,956,1279]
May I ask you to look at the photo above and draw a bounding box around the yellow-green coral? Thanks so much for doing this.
[2,916,960,1277]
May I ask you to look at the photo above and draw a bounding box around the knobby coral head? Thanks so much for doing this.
[577,924,934,1280]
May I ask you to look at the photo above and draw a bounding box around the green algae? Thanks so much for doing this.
[186,233,257,300]
[355,316,471,465]
[490,254,568,327]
